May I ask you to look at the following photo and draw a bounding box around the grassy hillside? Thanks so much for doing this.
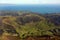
[0,11,60,40]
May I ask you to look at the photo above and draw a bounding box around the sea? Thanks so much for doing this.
[0,4,60,13]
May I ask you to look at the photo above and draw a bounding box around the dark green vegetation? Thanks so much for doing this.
[0,11,60,40]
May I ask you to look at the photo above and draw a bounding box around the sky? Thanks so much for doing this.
[0,0,60,5]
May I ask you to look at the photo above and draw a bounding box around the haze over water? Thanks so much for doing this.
[0,5,60,13]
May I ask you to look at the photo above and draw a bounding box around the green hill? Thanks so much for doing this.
[0,11,60,40]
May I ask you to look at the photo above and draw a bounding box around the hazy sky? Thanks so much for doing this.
[0,0,60,5]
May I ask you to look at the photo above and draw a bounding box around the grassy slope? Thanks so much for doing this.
[0,12,60,40]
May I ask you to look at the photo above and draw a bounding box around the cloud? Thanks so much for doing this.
[0,0,40,4]
[0,0,60,4]
[39,0,60,4]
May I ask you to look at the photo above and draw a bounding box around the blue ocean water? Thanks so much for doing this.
[0,5,60,13]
